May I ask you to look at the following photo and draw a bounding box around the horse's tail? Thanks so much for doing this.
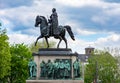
[64,25,75,40]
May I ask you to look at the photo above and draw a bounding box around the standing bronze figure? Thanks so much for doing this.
[35,9,75,48]
[28,59,37,79]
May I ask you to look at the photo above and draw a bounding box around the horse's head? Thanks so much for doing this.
[35,15,48,27]
[35,15,41,27]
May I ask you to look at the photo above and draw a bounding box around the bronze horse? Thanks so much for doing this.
[35,15,75,48]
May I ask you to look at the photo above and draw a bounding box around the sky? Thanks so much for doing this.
[0,0,120,53]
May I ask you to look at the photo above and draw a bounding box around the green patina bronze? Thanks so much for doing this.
[64,60,71,78]
[46,60,54,79]
[59,59,65,79]
[29,58,81,80]
[39,59,72,79]
[40,60,46,78]
[53,60,59,79]
[73,59,80,78]
[28,59,37,79]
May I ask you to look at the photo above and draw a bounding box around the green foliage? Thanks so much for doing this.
[10,44,32,83]
[104,47,120,56]
[29,40,56,52]
[85,50,120,83]
[0,28,11,80]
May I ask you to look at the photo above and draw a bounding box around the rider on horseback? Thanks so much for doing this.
[48,8,59,36]
[34,8,75,48]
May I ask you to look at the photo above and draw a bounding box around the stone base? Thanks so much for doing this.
[33,48,78,79]
[26,80,84,83]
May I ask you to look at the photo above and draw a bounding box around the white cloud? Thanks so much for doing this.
[55,0,120,8]
[8,33,36,45]
[91,15,109,25]
[109,34,120,41]
[105,7,120,16]
[68,33,120,53]
[0,18,14,33]
[92,8,120,25]
[56,0,100,7]
[66,36,97,53]
[91,2,120,24]
[75,28,96,35]
[65,21,96,35]
[0,6,37,26]
[94,33,120,48]
[97,34,120,43]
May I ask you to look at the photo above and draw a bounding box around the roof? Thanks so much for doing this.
[85,46,95,49]
[77,54,91,62]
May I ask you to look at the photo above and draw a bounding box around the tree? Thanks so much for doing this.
[104,47,120,56]
[115,56,120,80]
[104,47,120,80]
[85,50,120,83]
[0,28,11,82]
[29,40,56,52]
[10,44,32,83]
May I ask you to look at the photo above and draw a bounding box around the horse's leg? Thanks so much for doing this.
[35,35,42,46]
[45,37,49,48]
[57,36,62,48]
[63,37,68,49]
[59,27,67,48]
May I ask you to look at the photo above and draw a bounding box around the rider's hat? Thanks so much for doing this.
[52,8,56,12]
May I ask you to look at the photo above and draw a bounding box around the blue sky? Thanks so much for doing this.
[0,0,120,53]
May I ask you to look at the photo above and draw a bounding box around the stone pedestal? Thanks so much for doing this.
[33,48,77,79]
[27,48,84,83]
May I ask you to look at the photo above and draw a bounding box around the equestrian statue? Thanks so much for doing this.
[34,8,75,48]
